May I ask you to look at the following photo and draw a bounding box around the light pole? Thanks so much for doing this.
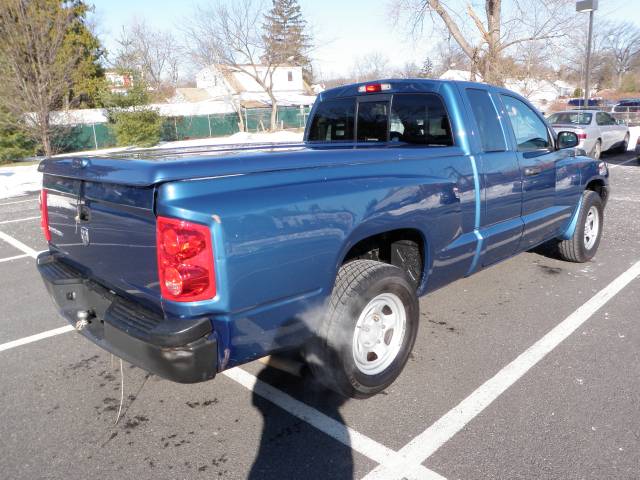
[577,0,598,107]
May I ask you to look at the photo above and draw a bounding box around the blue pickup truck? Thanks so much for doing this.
[37,79,609,398]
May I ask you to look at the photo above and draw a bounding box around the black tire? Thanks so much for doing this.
[557,190,604,263]
[304,260,419,399]
[617,133,630,153]
[591,140,602,160]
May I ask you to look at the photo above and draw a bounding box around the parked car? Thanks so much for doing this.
[546,110,630,159]
[612,99,640,113]
[37,79,609,399]
[635,136,640,163]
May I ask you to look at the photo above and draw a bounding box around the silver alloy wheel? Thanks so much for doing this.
[352,292,407,375]
[584,205,600,250]
[593,141,602,160]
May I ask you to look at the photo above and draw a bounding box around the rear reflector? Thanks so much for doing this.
[358,83,391,93]
[39,189,51,242]
[156,216,216,302]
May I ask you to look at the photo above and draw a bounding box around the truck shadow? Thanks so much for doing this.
[248,357,354,479]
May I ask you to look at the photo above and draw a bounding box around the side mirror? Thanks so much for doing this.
[557,131,579,149]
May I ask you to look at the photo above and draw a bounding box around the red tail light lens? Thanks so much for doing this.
[156,216,216,302]
[576,132,587,140]
[39,189,51,242]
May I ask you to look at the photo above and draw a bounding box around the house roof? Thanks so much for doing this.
[174,88,213,103]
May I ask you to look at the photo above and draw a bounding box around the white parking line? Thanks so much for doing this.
[0,254,30,263]
[223,367,446,480]
[0,230,39,258]
[363,260,640,480]
[0,216,40,225]
[0,322,446,479]
[0,198,37,206]
[0,325,75,353]
[608,157,637,168]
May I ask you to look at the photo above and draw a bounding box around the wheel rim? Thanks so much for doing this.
[584,206,600,250]
[352,292,407,375]
[594,142,601,159]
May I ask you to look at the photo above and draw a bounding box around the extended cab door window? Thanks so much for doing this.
[466,88,506,152]
[307,98,355,142]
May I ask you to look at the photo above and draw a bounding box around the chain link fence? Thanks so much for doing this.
[57,106,311,153]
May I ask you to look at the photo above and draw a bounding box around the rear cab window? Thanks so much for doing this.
[306,92,454,147]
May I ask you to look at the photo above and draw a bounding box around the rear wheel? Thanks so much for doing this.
[557,190,604,263]
[304,260,419,398]
[591,140,602,160]
[617,133,630,153]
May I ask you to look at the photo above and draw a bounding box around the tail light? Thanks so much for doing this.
[39,189,51,242]
[576,132,587,140]
[156,216,216,302]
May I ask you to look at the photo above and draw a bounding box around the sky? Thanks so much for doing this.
[90,0,640,81]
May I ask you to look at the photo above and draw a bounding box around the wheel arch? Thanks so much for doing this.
[335,227,431,294]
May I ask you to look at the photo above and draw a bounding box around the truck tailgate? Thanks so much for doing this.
[43,174,159,309]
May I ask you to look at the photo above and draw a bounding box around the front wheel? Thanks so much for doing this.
[304,260,419,398]
[557,190,604,263]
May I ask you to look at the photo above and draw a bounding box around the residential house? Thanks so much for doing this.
[105,70,133,94]
[194,64,316,108]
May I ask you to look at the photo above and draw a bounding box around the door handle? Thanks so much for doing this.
[524,166,542,176]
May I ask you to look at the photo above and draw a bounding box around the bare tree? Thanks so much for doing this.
[113,20,181,93]
[603,22,640,89]
[391,0,577,86]
[351,53,391,82]
[183,0,284,131]
[0,0,82,156]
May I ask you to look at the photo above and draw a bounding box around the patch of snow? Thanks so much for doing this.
[628,126,639,151]
[0,164,41,200]
[0,131,305,200]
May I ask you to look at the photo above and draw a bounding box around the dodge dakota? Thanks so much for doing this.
[37,79,609,398]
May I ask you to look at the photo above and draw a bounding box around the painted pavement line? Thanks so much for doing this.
[0,216,40,225]
[363,260,640,479]
[0,325,75,353]
[0,230,39,258]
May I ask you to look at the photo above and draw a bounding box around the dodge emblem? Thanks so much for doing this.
[80,226,90,246]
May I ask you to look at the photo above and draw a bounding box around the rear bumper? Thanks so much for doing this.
[37,252,217,383]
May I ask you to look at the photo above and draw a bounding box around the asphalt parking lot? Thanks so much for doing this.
[1,152,639,480]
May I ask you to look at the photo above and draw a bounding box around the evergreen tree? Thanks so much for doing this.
[419,58,434,78]
[262,0,313,84]
[62,1,107,108]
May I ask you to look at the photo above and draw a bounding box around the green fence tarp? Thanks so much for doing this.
[56,106,312,153]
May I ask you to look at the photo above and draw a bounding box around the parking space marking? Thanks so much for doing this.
[0,322,446,479]
[363,260,640,480]
[609,157,637,168]
[223,367,447,480]
[0,254,30,263]
[0,216,40,225]
[0,230,39,258]
[0,198,37,206]
[0,325,75,353]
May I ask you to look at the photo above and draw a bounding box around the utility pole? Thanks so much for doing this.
[577,0,598,107]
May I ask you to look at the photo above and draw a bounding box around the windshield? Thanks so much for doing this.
[546,112,592,125]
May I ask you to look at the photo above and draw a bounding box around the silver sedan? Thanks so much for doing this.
[546,110,629,159]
